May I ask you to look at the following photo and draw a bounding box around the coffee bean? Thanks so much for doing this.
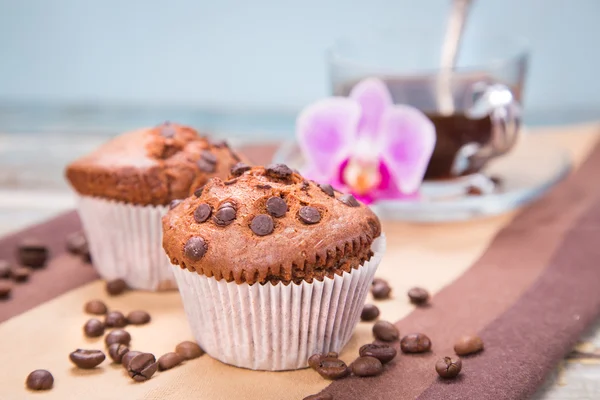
[158,352,184,371]
[0,281,12,299]
[231,162,251,177]
[169,199,183,210]
[351,356,383,377]
[108,343,129,363]
[454,334,484,356]
[175,341,204,360]
[372,321,399,342]
[408,287,430,305]
[372,277,388,286]
[316,357,349,380]
[69,349,106,369]
[197,158,216,173]
[303,394,333,400]
[12,267,30,282]
[298,206,321,224]
[360,304,380,321]
[265,163,293,179]
[308,353,324,370]
[66,231,87,255]
[193,204,212,223]
[400,333,432,353]
[105,311,127,328]
[338,194,360,207]
[359,343,397,364]
[435,356,462,379]
[213,205,237,226]
[372,282,391,299]
[127,310,151,325]
[201,150,217,165]
[105,329,131,347]
[0,259,10,278]
[266,197,287,218]
[106,279,128,296]
[84,299,108,315]
[318,183,335,198]
[194,186,205,197]
[184,237,208,261]
[121,350,142,368]
[26,369,53,391]
[83,319,105,338]
[128,352,158,382]
[18,239,48,268]
[250,214,274,236]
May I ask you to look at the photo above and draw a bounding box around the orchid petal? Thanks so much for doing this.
[296,98,360,177]
[379,105,436,194]
[349,77,393,139]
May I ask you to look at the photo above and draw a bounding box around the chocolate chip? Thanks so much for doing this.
[83,319,105,338]
[372,281,391,299]
[250,214,274,236]
[69,349,106,369]
[106,279,128,296]
[184,237,208,261]
[169,199,183,210]
[121,350,142,368]
[213,205,236,226]
[108,343,129,363]
[265,163,293,179]
[128,352,158,382]
[12,267,30,282]
[351,356,383,377]
[256,184,272,190]
[435,356,462,379]
[66,231,87,255]
[231,162,251,177]
[201,150,217,165]
[318,184,335,197]
[359,343,397,364]
[194,204,212,223]
[316,357,349,380]
[0,259,10,278]
[158,352,184,371]
[408,287,430,305]
[0,281,13,299]
[303,394,333,400]
[400,333,432,353]
[194,186,205,197]
[308,353,325,370]
[26,369,53,391]
[175,341,204,360]
[298,206,321,224]
[105,329,131,347]
[105,311,127,328]
[360,304,380,321]
[339,194,360,207]
[127,310,151,325]
[266,197,287,218]
[197,158,216,173]
[18,239,49,268]
[454,334,484,356]
[84,299,107,315]
[372,321,399,342]
[159,122,176,138]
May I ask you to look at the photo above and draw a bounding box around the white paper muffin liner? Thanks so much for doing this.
[172,235,386,371]
[77,196,176,291]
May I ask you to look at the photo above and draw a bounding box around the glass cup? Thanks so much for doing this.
[328,29,528,181]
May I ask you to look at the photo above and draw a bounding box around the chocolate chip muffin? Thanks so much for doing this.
[164,164,385,370]
[65,122,248,291]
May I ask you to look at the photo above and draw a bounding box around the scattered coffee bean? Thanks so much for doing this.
[372,282,391,300]
[128,352,158,382]
[351,356,383,377]
[84,299,108,315]
[105,329,131,347]
[105,311,127,328]
[69,349,106,369]
[127,310,151,325]
[158,352,184,371]
[454,334,484,356]
[194,204,212,223]
[230,162,251,177]
[12,267,30,282]
[360,304,380,321]
[372,321,399,342]
[108,343,129,363]
[121,350,142,368]
[359,343,397,364]
[250,214,275,236]
[0,259,11,278]
[303,394,333,400]
[266,196,288,218]
[265,163,293,179]
[18,239,48,268]
[66,231,87,255]
[408,287,430,305]
[106,279,128,296]
[298,206,321,224]
[318,184,335,198]
[338,194,360,207]
[83,319,105,338]
[0,281,12,299]
[316,357,349,380]
[194,186,205,197]
[175,341,204,360]
[400,333,432,353]
[435,356,462,379]
[308,353,324,370]
[26,369,53,391]
[169,199,182,209]
[372,277,387,286]
[184,237,208,261]
[213,203,237,226]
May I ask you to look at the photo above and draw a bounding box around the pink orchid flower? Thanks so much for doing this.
[296,78,437,204]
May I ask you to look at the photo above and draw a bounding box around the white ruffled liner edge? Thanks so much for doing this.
[172,235,386,371]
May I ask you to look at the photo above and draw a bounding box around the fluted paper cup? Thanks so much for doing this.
[172,235,386,371]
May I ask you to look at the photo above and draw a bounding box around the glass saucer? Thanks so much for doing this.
[272,135,571,222]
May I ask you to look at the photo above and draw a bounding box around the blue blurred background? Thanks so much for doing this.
[0,0,599,137]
